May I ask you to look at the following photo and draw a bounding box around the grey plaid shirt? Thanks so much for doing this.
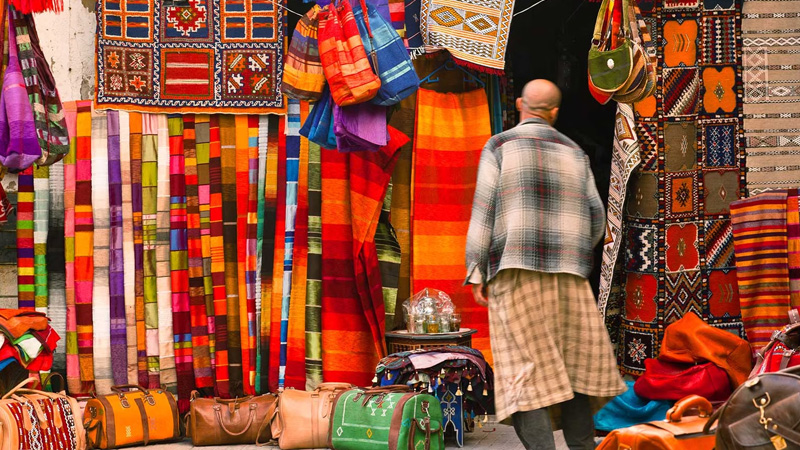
[465,118,605,285]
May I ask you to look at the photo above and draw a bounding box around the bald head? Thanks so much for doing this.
[517,79,562,125]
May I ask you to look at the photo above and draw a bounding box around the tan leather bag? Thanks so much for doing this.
[187,391,277,446]
[260,382,353,448]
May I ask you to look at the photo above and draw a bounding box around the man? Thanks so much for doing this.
[465,79,625,450]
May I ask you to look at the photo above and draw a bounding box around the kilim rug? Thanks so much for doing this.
[75,100,95,393]
[412,88,491,362]
[742,0,800,194]
[33,164,49,314]
[731,191,791,353]
[92,109,114,395]
[119,111,140,384]
[602,0,747,376]
[94,0,286,114]
[304,139,323,390]
[156,115,177,393]
[107,111,129,386]
[419,0,515,73]
[47,159,67,373]
[17,167,34,311]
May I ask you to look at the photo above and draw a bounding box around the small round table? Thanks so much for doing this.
[385,328,477,355]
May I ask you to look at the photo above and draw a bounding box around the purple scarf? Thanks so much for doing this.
[333,102,389,152]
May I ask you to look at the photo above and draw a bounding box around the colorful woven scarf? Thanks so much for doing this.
[107,111,128,386]
[375,184,402,328]
[47,159,67,373]
[141,114,161,388]
[388,0,404,35]
[254,116,269,394]
[63,102,78,391]
[387,94,415,303]
[75,100,95,392]
[91,109,113,395]
[184,115,213,390]
[119,111,139,385]
[245,116,259,392]
[268,118,287,392]
[16,166,34,310]
[208,115,230,398]
[129,112,149,386]
[219,115,243,397]
[169,116,195,409]
[234,115,254,395]
[304,140,323,390]
[259,117,280,392]
[156,115,177,393]
[789,192,800,306]
[33,163,49,313]
[195,115,216,389]
[412,88,491,361]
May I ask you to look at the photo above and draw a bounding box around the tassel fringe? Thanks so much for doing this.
[451,55,506,76]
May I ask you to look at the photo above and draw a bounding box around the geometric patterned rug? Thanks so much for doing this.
[95,0,286,114]
[601,0,747,376]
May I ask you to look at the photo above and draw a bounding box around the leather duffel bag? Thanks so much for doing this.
[259,382,353,448]
[84,384,180,449]
[704,365,800,449]
[187,391,277,446]
[596,395,715,450]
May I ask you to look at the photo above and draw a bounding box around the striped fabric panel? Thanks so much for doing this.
[91,109,113,395]
[184,115,214,389]
[268,118,287,391]
[48,159,67,373]
[254,116,269,394]
[169,116,194,407]
[209,116,230,398]
[130,113,149,386]
[731,191,791,353]
[33,164,49,313]
[261,117,281,392]
[195,115,217,385]
[234,115,253,395]
[107,111,129,386]
[75,100,95,392]
[17,167,34,310]
[219,115,243,396]
[156,115,177,393]
[141,114,161,387]
[388,0,405,35]
[279,101,301,389]
[387,95,415,303]
[788,191,800,307]
[375,184,402,328]
[63,101,79,392]
[119,111,139,385]
[304,140,323,390]
[286,102,310,390]
[245,116,259,392]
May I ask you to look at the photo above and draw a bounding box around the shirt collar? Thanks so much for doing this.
[518,117,551,127]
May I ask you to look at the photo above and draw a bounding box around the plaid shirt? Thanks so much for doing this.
[465,118,605,285]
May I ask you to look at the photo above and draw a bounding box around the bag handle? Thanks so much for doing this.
[255,401,279,447]
[2,377,40,399]
[214,403,258,437]
[361,385,411,394]
[356,0,379,74]
[316,382,354,391]
[110,384,151,396]
[591,0,612,44]
[41,372,66,392]
[665,395,712,423]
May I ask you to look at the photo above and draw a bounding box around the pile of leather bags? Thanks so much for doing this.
[0,309,59,373]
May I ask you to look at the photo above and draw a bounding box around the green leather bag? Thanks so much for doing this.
[588,0,633,93]
[329,387,444,450]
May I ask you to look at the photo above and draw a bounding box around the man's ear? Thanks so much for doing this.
[550,107,560,124]
[516,97,522,112]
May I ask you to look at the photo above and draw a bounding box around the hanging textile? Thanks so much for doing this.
[33,165,49,313]
[119,111,138,385]
[388,94,415,304]
[404,0,422,49]
[47,158,67,373]
[790,191,800,305]
[63,101,78,391]
[388,0,405,36]
[130,112,149,386]
[254,115,269,394]
[184,115,213,390]
[17,167,34,310]
[603,1,746,376]
[742,0,800,194]
[195,114,216,389]
[267,118,287,392]
[412,88,491,361]
[156,115,177,393]
[75,100,95,393]
[731,191,791,352]
[233,115,254,395]
[375,184,402,328]
[107,111,128,386]
[244,116,259,392]
[169,116,194,408]
[91,109,113,395]
[141,114,160,388]
[304,140,323,390]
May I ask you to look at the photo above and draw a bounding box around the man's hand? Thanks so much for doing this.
[472,283,488,307]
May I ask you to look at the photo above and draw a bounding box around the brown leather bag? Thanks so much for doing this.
[187,391,277,446]
[704,365,800,449]
[259,382,354,448]
[596,395,716,450]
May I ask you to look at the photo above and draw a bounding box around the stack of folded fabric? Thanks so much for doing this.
[0,309,59,373]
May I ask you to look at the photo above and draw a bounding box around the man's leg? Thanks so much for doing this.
[560,393,595,449]
[511,409,557,450]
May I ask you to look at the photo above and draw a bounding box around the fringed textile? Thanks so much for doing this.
[107,111,128,386]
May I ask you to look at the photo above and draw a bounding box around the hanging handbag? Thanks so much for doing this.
[84,384,181,449]
[588,0,633,99]
[0,377,86,450]
[318,0,382,106]
[597,395,715,450]
[352,0,419,106]
[751,318,800,377]
[634,359,733,403]
[258,382,354,449]
[283,5,327,101]
[187,391,277,446]
[704,365,800,449]
[594,381,675,432]
[299,87,338,149]
[612,0,656,104]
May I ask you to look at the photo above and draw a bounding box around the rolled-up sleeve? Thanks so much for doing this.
[465,143,500,285]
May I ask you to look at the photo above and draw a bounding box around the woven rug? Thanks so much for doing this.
[95,0,286,114]
[107,111,128,386]
[33,164,49,313]
[304,139,323,390]
[419,0,514,73]
[731,191,792,352]
[604,1,746,376]
[129,112,149,386]
[91,109,113,395]
[412,88,491,362]
[17,167,34,310]
[141,114,160,388]
[119,111,139,385]
[742,0,800,195]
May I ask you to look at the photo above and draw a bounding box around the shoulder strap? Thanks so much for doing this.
[255,400,279,446]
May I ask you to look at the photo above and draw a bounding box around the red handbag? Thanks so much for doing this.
[634,359,732,403]
[750,320,800,377]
